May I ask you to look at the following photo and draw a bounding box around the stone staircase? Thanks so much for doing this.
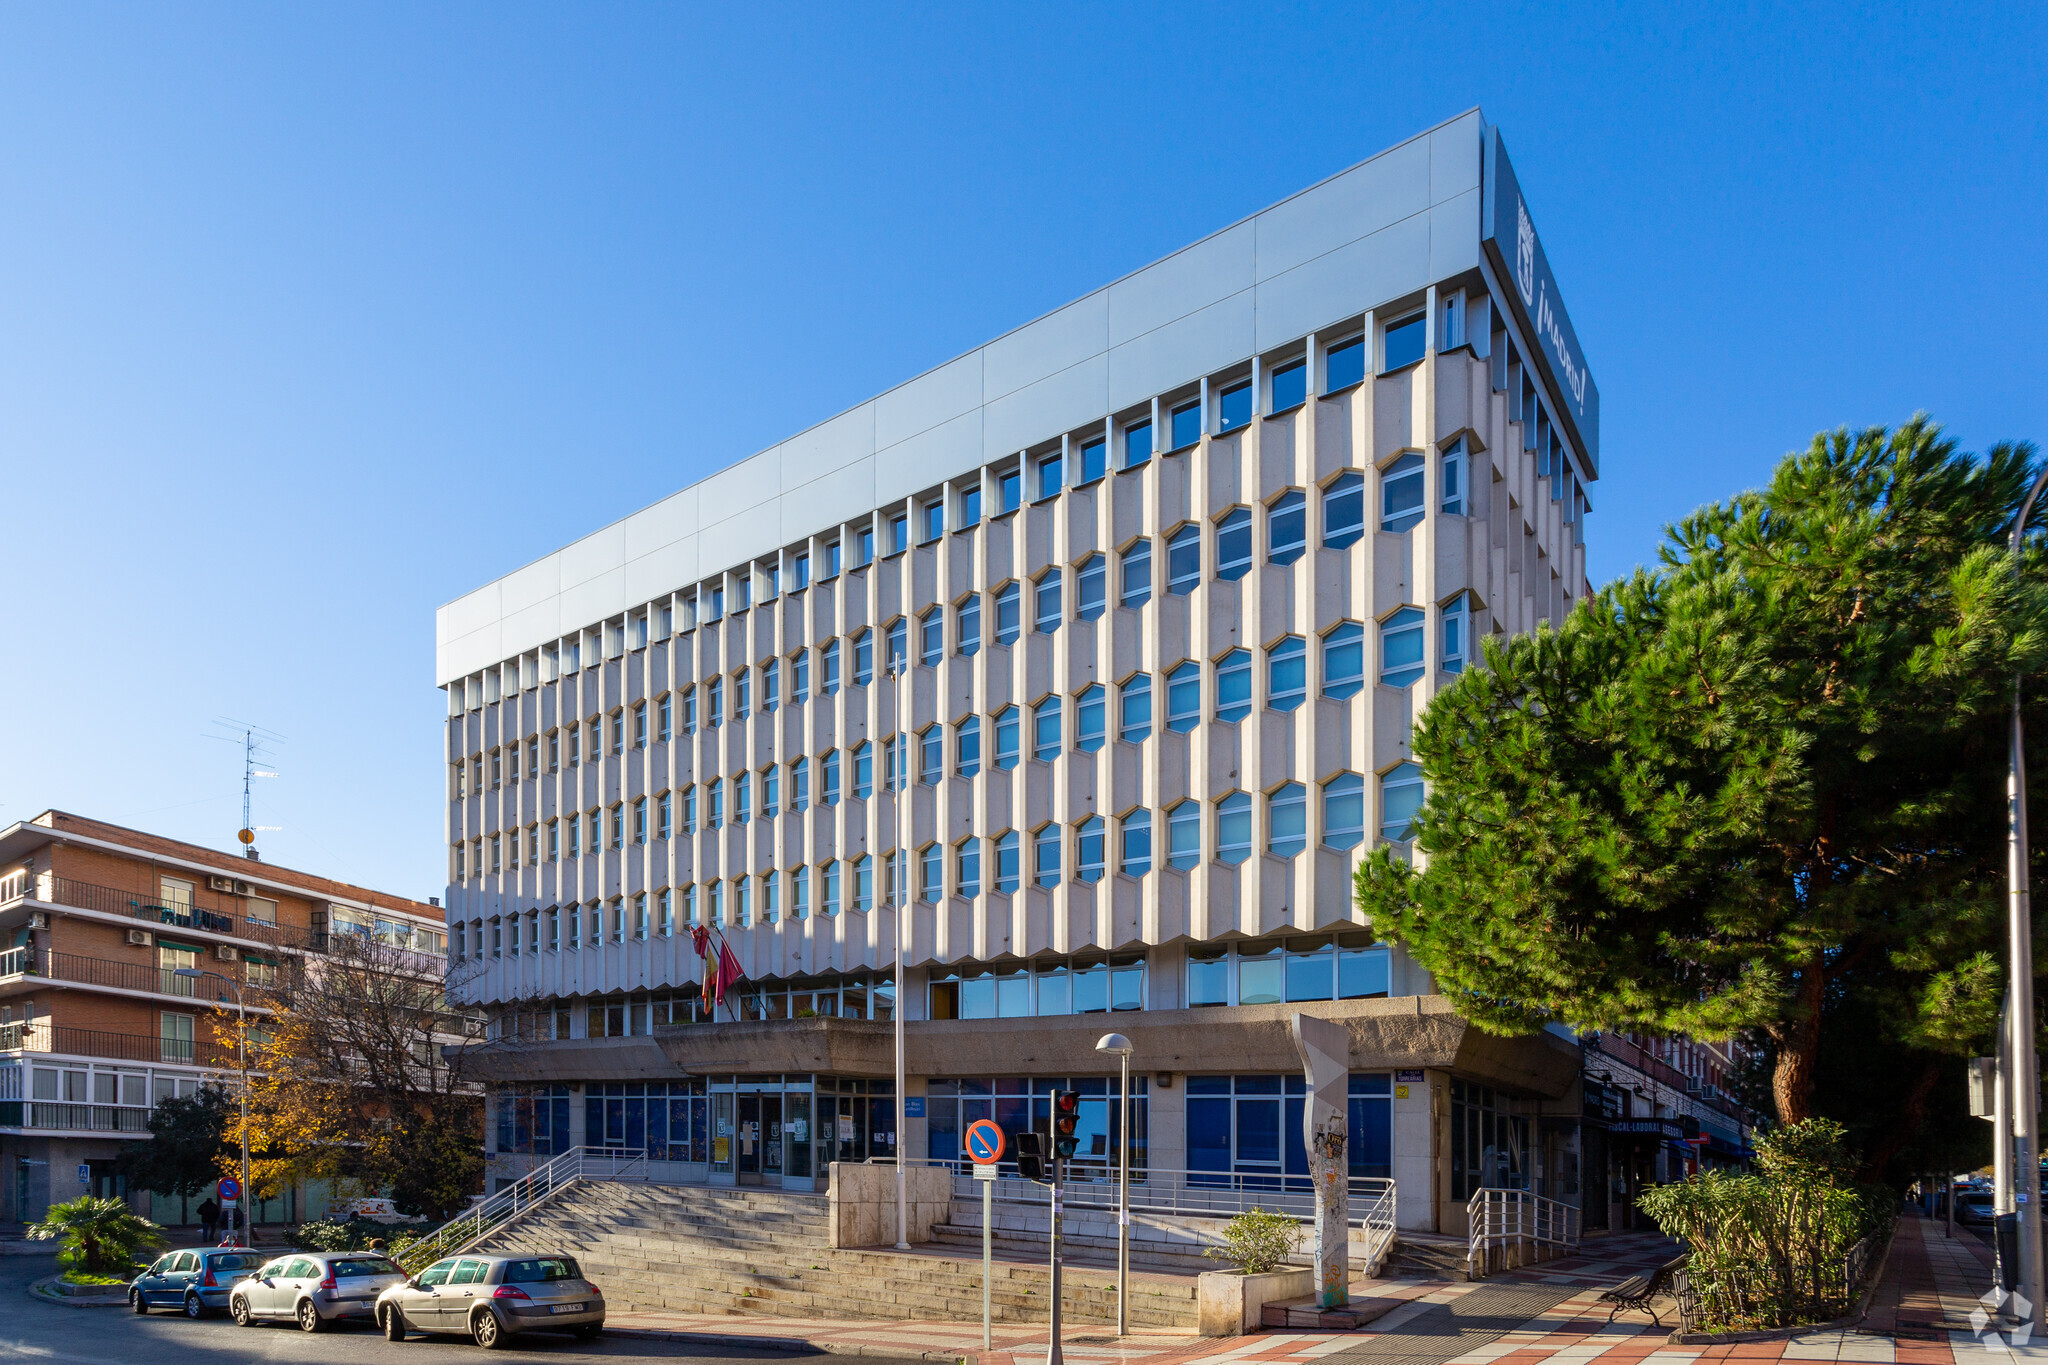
[1380,1230,1472,1281]
[469,1179,1200,1331]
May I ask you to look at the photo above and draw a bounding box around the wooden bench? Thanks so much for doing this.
[1597,1254,1689,1325]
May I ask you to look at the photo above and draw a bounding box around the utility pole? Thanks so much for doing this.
[2007,463,2048,1327]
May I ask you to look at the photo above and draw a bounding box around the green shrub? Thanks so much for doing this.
[289,1215,424,1252]
[1205,1207,1300,1276]
[26,1196,165,1277]
[1636,1119,1896,1332]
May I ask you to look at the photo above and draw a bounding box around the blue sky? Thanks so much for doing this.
[0,2,2040,899]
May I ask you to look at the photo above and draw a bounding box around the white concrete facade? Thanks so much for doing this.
[443,110,1601,1228]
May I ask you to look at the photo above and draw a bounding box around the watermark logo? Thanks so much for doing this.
[1971,1286,2034,1352]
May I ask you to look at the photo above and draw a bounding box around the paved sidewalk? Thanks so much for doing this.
[603,1221,2023,1365]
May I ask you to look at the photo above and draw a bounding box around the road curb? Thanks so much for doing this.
[27,1274,130,1308]
[604,1325,968,1362]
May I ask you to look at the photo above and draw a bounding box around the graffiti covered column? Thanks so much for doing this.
[1290,1013,1349,1308]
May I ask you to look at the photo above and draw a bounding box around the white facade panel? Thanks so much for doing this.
[1429,189,1484,284]
[498,556,564,618]
[874,409,981,505]
[694,448,785,531]
[875,352,982,450]
[623,534,699,606]
[1106,291,1255,411]
[442,582,505,646]
[981,292,1109,402]
[622,486,700,562]
[1254,216,1432,353]
[1428,111,1485,204]
[559,526,627,596]
[780,458,876,543]
[981,355,1109,459]
[778,403,875,487]
[1107,220,1255,348]
[1252,138,1431,285]
[556,569,626,636]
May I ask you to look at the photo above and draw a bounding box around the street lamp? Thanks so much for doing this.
[175,967,251,1247]
[1096,1032,1134,1336]
[891,655,911,1252]
[2006,463,2048,1326]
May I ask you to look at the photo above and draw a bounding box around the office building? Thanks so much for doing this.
[443,110,1602,1233]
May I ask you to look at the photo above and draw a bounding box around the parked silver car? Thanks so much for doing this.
[227,1251,408,1331]
[374,1253,604,1349]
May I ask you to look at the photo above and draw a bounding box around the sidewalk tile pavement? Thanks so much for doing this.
[605,1216,2020,1365]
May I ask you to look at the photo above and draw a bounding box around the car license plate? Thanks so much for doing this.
[550,1303,584,1314]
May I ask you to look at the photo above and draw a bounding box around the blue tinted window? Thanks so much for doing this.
[1326,335,1365,391]
[1382,455,1425,534]
[999,469,1021,514]
[1323,473,1366,549]
[1080,440,1106,484]
[921,502,943,543]
[1270,360,1306,411]
[1037,453,1063,501]
[1170,401,1202,450]
[1383,313,1426,372]
[1167,525,1201,595]
[1124,421,1153,467]
[1218,382,1252,432]
[960,486,982,527]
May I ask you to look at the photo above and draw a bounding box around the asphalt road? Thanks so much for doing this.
[0,1252,922,1365]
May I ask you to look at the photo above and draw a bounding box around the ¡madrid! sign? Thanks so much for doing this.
[1482,126,1600,474]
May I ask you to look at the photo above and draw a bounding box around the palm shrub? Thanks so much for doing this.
[1637,1119,1895,1331]
[26,1195,165,1277]
[1205,1207,1300,1275]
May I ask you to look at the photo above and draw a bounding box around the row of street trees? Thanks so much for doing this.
[1356,418,2043,1180]
[121,932,484,1223]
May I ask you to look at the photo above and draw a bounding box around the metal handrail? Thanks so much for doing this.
[1466,1185,1581,1278]
[397,1145,648,1273]
[909,1155,1394,1225]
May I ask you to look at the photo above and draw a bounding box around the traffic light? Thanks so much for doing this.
[1014,1130,1047,1182]
[1052,1090,1081,1160]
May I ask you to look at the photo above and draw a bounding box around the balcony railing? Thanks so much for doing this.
[0,948,273,1004]
[0,1020,239,1068]
[0,1100,154,1133]
[1,874,335,952]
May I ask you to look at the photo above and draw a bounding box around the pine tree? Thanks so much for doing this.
[1355,419,2046,1146]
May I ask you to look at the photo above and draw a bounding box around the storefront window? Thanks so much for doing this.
[1186,1073,1394,1186]
[925,1075,1148,1179]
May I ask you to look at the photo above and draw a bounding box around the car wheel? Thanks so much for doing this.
[231,1295,257,1327]
[382,1305,408,1342]
[130,1289,149,1314]
[473,1308,508,1349]
[296,1299,325,1333]
[184,1292,207,1319]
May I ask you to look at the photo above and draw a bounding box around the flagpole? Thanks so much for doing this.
[893,655,910,1253]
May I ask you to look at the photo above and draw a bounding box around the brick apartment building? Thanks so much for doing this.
[0,810,449,1226]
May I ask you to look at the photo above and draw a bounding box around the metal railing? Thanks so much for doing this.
[0,947,25,979]
[1,874,339,954]
[0,1100,155,1133]
[0,1020,238,1068]
[921,1157,1397,1263]
[1467,1186,1581,1278]
[398,1145,649,1273]
[1675,1235,1878,1333]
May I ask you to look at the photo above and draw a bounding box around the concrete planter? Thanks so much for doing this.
[1197,1267,1314,1336]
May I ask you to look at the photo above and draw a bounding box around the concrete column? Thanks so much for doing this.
[1291,1013,1349,1308]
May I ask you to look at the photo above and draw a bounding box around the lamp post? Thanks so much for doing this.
[2007,462,2048,1325]
[1095,1032,1134,1336]
[891,655,911,1252]
[176,967,251,1247]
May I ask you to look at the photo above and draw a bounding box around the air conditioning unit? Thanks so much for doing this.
[207,875,235,893]
[27,912,47,930]
[234,880,253,896]
[127,929,152,947]
[215,945,239,963]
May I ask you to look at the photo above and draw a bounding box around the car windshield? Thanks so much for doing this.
[331,1257,403,1277]
[501,1257,582,1283]
[208,1253,262,1271]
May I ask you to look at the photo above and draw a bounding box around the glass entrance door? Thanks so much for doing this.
[760,1096,784,1181]
[737,1095,762,1183]
[785,1095,813,1187]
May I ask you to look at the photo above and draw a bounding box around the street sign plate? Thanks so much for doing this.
[904,1097,926,1118]
[77,1164,88,1186]
[218,1177,241,1201]
[975,1162,997,1182]
[965,1119,1007,1164]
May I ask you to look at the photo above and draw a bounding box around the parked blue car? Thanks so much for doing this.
[130,1247,266,1317]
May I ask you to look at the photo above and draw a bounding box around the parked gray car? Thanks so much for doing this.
[374,1253,604,1349]
[227,1251,408,1331]
[130,1247,266,1317]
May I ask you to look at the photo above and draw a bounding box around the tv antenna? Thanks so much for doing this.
[204,719,285,858]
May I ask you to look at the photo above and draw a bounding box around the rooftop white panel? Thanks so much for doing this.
[438,108,1490,685]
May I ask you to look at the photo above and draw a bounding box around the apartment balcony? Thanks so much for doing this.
[0,947,275,1012]
[0,871,330,953]
[0,1019,241,1069]
[0,1099,154,1134]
